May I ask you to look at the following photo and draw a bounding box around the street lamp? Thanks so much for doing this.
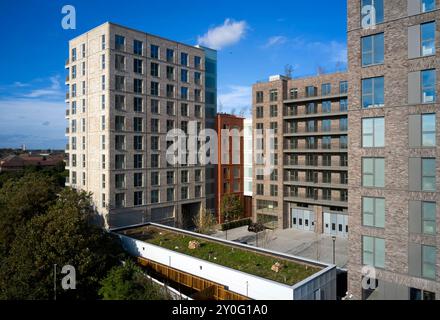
[332,236,337,265]
[225,217,229,240]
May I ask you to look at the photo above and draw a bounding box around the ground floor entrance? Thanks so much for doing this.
[291,208,315,232]
[323,212,348,238]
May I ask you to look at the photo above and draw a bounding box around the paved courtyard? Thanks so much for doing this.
[212,226,348,268]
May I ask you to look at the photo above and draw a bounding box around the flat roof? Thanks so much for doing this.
[113,223,330,286]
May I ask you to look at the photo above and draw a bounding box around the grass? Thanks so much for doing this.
[121,226,321,286]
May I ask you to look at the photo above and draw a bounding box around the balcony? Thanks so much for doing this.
[283,179,348,190]
[284,195,348,208]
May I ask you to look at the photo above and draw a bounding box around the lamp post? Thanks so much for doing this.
[225,217,229,240]
[332,236,337,265]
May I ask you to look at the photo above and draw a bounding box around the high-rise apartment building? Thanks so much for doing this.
[243,118,253,218]
[347,0,439,299]
[252,73,348,235]
[65,22,216,229]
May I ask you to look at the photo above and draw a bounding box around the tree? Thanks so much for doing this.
[99,260,170,300]
[192,208,217,235]
[220,194,243,222]
[0,172,59,256]
[0,188,123,300]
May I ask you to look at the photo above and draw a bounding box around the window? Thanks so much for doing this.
[115,54,125,71]
[134,117,143,132]
[167,188,174,201]
[256,91,264,103]
[194,72,201,85]
[422,202,436,235]
[422,0,436,12]
[151,119,159,133]
[362,33,384,66]
[256,106,264,118]
[134,136,143,150]
[115,174,125,189]
[195,185,202,198]
[410,288,436,300]
[269,90,278,102]
[322,136,331,149]
[115,95,125,111]
[362,158,385,187]
[181,52,188,66]
[340,99,348,111]
[101,75,105,90]
[307,103,317,114]
[194,89,202,102]
[151,45,159,59]
[134,79,143,94]
[270,105,278,117]
[422,245,436,279]
[421,69,436,103]
[101,35,106,50]
[322,101,331,113]
[115,193,125,208]
[362,77,384,108]
[181,170,188,183]
[71,48,77,62]
[151,190,159,203]
[133,40,143,55]
[115,35,125,50]
[422,158,436,191]
[181,87,188,100]
[340,118,348,131]
[115,75,125,91]
[134,191,143,206]
[321,83,331,96]
[101,95,105,110]
[362,236,385,268]
[133,59,143,74]
[422,114,436,146]
[340,81,348,94]
[150,99,159,114]
[134,97,143,112]
[256,184,264,195]
[151,154,159,168]
[195,105,202,118]
[151,82,159,96]
[115,135,126,150]
[362,117,385,147]
[151,136,159,150]
[167,171,174,185]
[166,66,174,81]
[194,56,201,69]
[101,135,105,150]
[150,62,159,77]
[151,172,159,186]
[421,22,435,56]
[361,0,384,25]
[363,197,385,228]
[181,186,188,200]
[181,69,188,82]
[115,155,125,169]
[166,48,174,62]
[306,86,317,97]
[322,119,331,132]
[270,185,278,197]
[115,116,125,131]
[102,174,106,188]
[100,116,105,130]
[180,103,188,117]
[134,154,143,169]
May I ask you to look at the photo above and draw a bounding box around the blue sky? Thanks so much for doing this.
[0,0,347,149]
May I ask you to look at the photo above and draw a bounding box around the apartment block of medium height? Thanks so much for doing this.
[64,22,217,229]
[347,0,439,300]
[252,73,348,236]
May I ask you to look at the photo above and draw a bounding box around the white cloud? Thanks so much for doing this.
[23,76,63,99]
[263,36,288,48]
[218,85,252,116]
[198,19,247,50]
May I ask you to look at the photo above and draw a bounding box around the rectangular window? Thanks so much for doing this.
[134,59,143,74]
[151,172,159,186]
[362,33,384,66]
[362,76,384,108]
[422,202,436,235]
[115,135,126,150]
[321,83,331,96]
[181,87,188,100]
[340,99,348,112]
[133,154,143,169]
[256,106,264,118]
[340,81,348,94]
[181,69,188,82]
[134,136,143,151]
[115,75,125,91]
[134,97,143,112]
[115,174,126,189]
[150,45,159,59]
[150,62,159,77]
[134,79,143,94]
[421,69,436,103]
[363,197,385,228]
[167,188,174,201]
[422,114,436,147]
[166,48,174,62]
[115,155,125,170]
[422,0,436,12]
[115,35,125,50]
[270,105,278,117]
[256,91,264,103]
[151,119,159,133]
[194,56,201,69]
[422,245,436,279]
[362,158,385,187]
[361,0,384,25]
[422,158,436,191]
[133,40,143,55]
[151,154,159,168]
[115,54,125,71]
[115,95,125,111]
[421,22,436,56]
[269,89,278,102]
[181,52,188,66]
[195,72,201,85]
[362,117,385,147]
[362,236,385,268]
[166,66,174,80]
[115,193,125,208]
[322,101,331,113]
[151,82,159,96]
[101,35,106,50]
[134,191,143,206]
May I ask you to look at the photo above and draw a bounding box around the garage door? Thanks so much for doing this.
[323,212,348,238]
[291,208,315,232]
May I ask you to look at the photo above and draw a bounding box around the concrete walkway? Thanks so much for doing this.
[212,226,348,268]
